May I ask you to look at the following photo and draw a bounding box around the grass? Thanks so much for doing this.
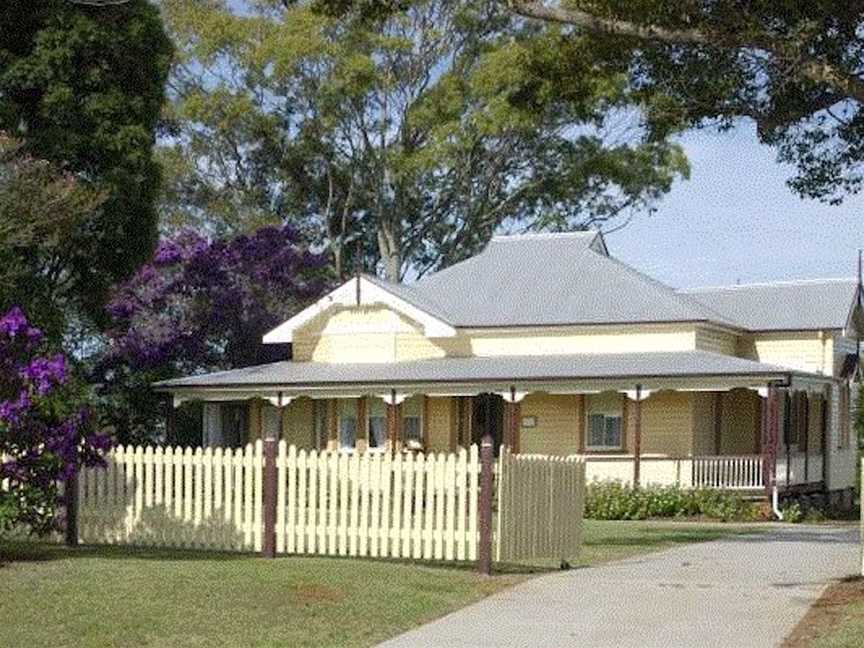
[0,520,762,648]
[783,576,864,648]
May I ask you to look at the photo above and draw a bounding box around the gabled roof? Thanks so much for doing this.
[262,275,457,343]
[410,232,737,329]
[682,278,862,332]
[154,350,796,390]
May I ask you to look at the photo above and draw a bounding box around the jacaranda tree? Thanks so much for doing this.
[98,225,332,444]
[0,307,110,537]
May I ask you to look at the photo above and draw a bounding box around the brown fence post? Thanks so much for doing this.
[262,394,282,558]
[64,472,79,547]
[477,433,494,575]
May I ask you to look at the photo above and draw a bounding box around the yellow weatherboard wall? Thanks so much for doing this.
[739,331,833,375]
[519,393,580,456]
[640,391,693,456]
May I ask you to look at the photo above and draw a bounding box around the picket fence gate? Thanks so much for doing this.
[495,450,585,562]
[276,441,480,561]
[75,442,585,565]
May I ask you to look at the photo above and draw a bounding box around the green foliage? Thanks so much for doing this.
[779,502,804,524]
[0,135,106,342]
[0,0,172,345]
[505,1,864,205]
[160,0,687,281]
[339,1,864,204]
[585,481,762,522]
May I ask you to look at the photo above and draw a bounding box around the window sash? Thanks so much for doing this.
[586,413,622,450]
[339,415,357,449]
[403,416,422,446]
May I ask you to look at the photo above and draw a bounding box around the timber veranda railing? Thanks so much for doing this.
[73,442,587,566]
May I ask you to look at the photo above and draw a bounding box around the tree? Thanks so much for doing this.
[0,307,109,537]
[159,0,688,282]
[97,225,330,443]
[506,1,864,204]
[0,0,173,343]
[0,135,106,343]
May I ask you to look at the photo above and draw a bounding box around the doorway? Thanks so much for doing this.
[471,393,504,455]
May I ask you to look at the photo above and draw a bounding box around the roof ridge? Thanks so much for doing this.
[490,230,600,242]
[682,277,858,293]
[593,250,740,328]
[361,273,456,322]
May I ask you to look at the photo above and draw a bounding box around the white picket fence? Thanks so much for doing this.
[78,442,263,551]
[276,442,481,561]
[495,450,585,562]
[76,442,585,565]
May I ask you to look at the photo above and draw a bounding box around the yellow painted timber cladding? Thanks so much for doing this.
[640,391,693,456]
[739,331,834,375]
[291,302,750,363]
[425,397,457,452]
[519,394,581,456]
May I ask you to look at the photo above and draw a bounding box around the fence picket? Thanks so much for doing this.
[276,441,287,554]
[338,452,349,556]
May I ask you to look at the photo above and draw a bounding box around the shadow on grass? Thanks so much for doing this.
[0,540,250,566]
[584,526,763,549]
[0,539,557,577]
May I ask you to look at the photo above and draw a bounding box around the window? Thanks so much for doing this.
[314,401,328,450]
[338,400,357,450]
[367,398,387,451]
[587,414,623,450]
[402,396,424,450]
[585,392,623,451]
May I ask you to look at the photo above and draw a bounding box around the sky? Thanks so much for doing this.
[606,122,864,290]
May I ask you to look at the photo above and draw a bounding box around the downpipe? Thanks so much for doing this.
[772,485,784,521]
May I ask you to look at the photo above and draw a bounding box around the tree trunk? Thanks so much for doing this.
[377,222,401,283]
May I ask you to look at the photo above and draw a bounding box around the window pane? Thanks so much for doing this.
[403,416,422,444]
[339,416,356,449]
[588,414,605,447]
[604,416,622,448]
[368,416,386,448]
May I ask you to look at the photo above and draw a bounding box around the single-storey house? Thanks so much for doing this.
[155,232,862,502]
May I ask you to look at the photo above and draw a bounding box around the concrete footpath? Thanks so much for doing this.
[379,525,859,648]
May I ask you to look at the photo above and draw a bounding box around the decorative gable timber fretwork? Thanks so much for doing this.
[262,276,457,345]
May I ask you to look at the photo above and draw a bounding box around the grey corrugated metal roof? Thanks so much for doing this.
[410,233,738,328]
[154,351,794,390]
[360,273,456,323]
[682,279,860,331]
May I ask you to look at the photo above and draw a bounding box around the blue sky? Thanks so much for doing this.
[606,122,864,289]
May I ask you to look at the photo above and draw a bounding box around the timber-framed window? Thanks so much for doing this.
[585,392,624,451]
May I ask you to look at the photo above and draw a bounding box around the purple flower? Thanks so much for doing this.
[21,354,68,395]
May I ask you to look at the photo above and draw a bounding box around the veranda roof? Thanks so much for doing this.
[154,351,805,394]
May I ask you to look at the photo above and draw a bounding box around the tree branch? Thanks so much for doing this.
[508,1,864,105]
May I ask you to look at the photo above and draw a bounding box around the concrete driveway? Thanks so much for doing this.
[379,525,859,648]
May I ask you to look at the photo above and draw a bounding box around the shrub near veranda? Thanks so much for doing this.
[584,481,762,522]
[0,308,110,537]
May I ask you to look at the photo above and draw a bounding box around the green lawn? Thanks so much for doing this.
[0,521,762,648]
[783,576,864,648]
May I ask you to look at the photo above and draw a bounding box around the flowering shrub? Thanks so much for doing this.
[0,307,110,537]
[97,225,331,443]
[584,481,762,522]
